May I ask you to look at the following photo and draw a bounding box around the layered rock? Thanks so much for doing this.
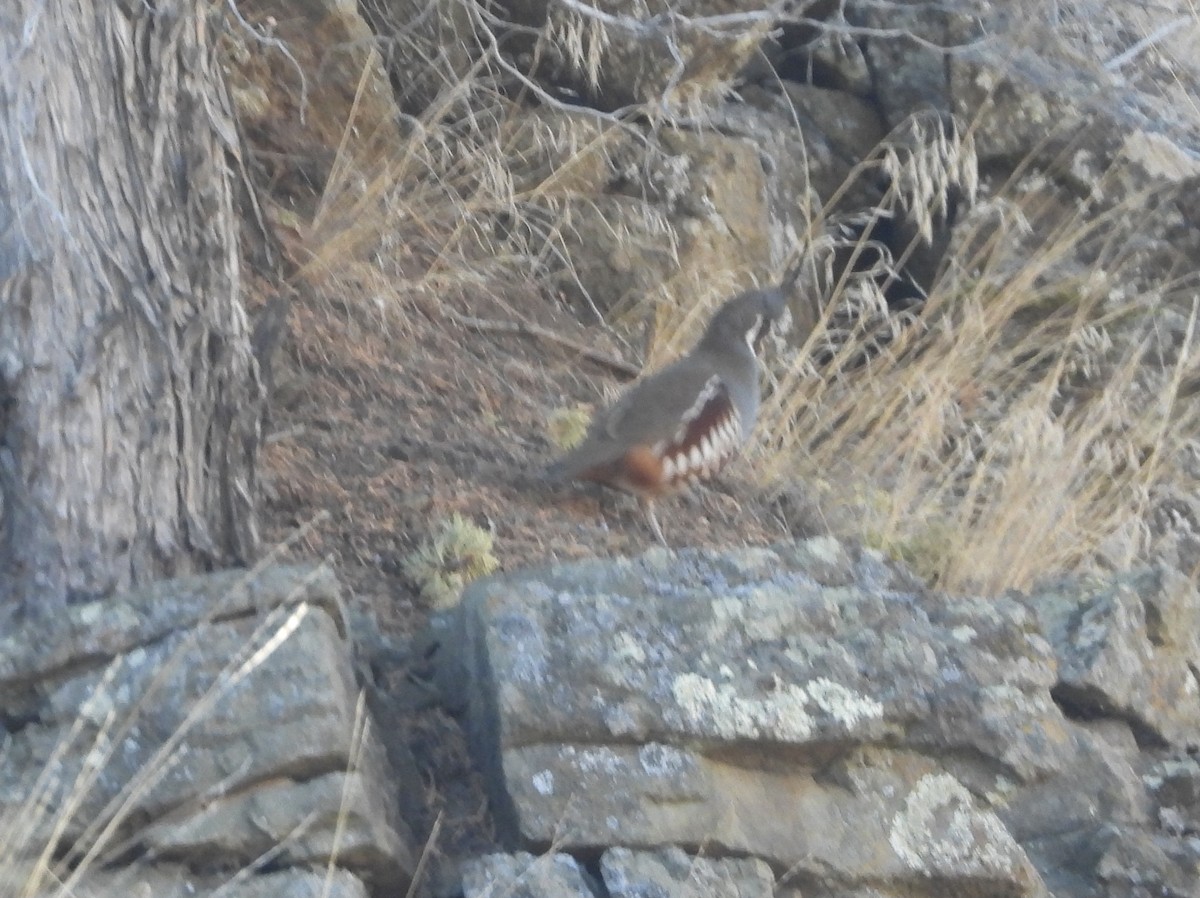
[443,539,1200,897]
[0,566,414,897]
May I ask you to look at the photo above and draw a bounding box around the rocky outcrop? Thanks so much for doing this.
[462,847,775,898]
[1,865,370,898]
[221,0,399,200]
[439,539,1200,897]
[356,0,1199,367]
[11,549,1194,898]
[358,0,955,327]
[1027,565,1200,749]
[0,566,415,897]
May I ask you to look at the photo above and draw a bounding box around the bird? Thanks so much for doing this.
[546,287,789,544]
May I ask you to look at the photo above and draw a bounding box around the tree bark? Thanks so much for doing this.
[0,1,262,614]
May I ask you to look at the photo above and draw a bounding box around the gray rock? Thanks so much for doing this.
[951,2,1200,175]
[851,0,981,121]
[601,846,774,898]
[462,851,597,898]
[453,539,1054,896]
[490,745,1045,895]
[472,104,786,322]
[509,118,781,322]
[0,564,343,687]
[1024,565,1200,748]
[945,1,1200,334]
[221,0,400,196]
[0,864,369,898]
[996,719,1200,898]
[735,86,854,206]
[780,84,887,168]
[1093,826,1200,898]
[1147,756,1200,835]
[0,566,413,891]
[651,126,778,294]
[1002,720,1150,844]
[139,770,409,878]
[461,539,1066,778]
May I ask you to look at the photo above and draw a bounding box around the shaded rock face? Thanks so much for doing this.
[1027,565,1200,749]
[0,566,414,898]
[503,0,774,112]
[359,0,977,330]
[221,0,399,202]
[445,540,1200,897]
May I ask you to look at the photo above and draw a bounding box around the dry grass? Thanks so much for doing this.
[757,128,1199,594]
[267,0,1200,613]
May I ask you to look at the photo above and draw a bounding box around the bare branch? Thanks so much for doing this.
[445,309,642,379]
[223,0,308,124]
[1105,16,1193,72]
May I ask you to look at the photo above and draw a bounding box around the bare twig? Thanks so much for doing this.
[224,0,308,123]
[1105,16,1192,71]
[445,309,642,379]
[555,0,780,34]
[404,811,444,898]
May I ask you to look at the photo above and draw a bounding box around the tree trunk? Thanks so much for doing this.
[0,1,262,614]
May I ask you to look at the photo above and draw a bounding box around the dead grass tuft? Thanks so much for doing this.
[757,142,1199,593]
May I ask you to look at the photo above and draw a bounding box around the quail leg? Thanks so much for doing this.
[641,498,668,546]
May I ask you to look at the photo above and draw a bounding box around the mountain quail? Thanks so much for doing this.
[547,287,788,544]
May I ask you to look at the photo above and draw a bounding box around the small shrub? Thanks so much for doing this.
[405,514,499,609]
[547,404,593,451]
